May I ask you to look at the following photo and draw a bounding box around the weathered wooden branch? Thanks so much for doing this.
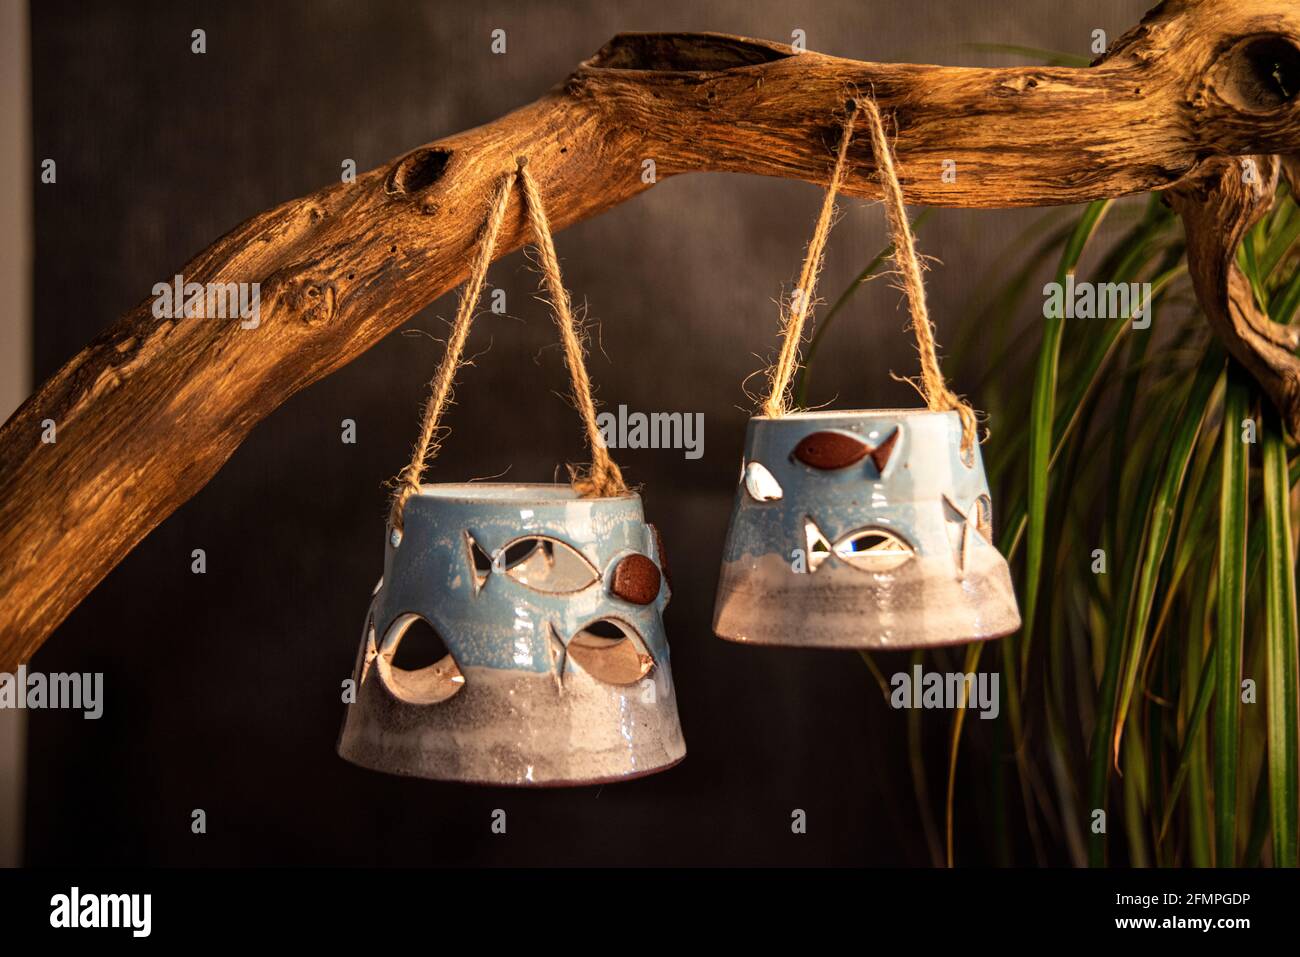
[2,0,1300,666]
[1169,154,1295,413]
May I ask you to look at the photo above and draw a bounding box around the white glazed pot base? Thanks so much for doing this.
[714,548,1020,649]
[338,664,685,786]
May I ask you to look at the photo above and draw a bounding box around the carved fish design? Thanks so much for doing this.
[791,428,899,473]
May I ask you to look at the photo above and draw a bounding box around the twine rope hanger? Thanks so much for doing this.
[760,95,978,459]
[390,156,627,530]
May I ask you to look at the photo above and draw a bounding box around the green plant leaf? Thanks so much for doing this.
[1023,200,1112,670]
[1110,353,1223,767]
[1088,337,1193,867]
[1156,629,1219,844]
[1262,406,1299,867]
[1270,265,1300,324]
[1214,369,1250,864]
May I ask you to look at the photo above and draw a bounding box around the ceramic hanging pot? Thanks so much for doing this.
[713,96,1021,650]
[713,409,1020,649]
[338,483,684,785]
[338,160,685,785]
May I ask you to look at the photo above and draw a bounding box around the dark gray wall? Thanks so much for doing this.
[22,0,1150,865]
[1,0,30,869]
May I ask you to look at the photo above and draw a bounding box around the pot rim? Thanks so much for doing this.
[411,482,642,507]
[749,407,957,422]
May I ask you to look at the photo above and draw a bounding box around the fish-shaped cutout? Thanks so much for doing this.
[464,531,664,604]
[567,619,655,685]
[803,516,914,573]
[549,619,656,690]
[792,428,900,473]
[463,532,599,594]
[373,613,466,705]
[942,493,994,575]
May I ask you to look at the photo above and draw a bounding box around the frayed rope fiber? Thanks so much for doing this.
[762,102,858,419]
[516,158,627,499]
[760,95,977,458]
[391,170,516,528]
[391,157,626,529]
[859,97,977,457]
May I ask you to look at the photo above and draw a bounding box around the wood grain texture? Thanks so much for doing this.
[1169,155,1297,422]
[2,0,1300,665]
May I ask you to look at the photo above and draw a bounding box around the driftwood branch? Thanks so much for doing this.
[3,0,1300,666]
[1169,155,1296,415]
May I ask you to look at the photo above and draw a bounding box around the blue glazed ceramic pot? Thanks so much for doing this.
[713,409,1021,649]
[338,483,685,785]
